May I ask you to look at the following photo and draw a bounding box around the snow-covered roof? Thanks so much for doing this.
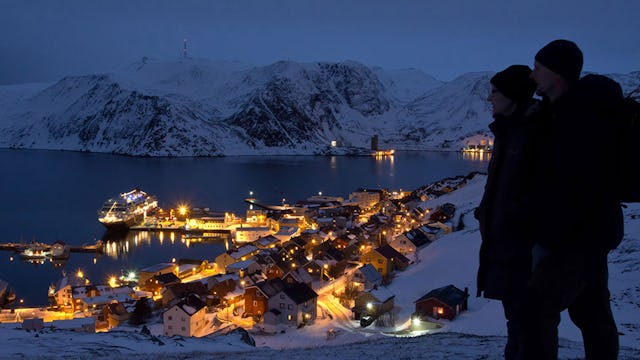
[140,263,174,273]
[357,264,383,283]
[368,286,395,303]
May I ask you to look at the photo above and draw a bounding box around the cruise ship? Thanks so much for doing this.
[97,189,158,229]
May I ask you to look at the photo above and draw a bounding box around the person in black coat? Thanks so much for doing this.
[475,64,538,360]
[525,39,622,360]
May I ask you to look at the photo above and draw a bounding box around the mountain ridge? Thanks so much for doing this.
[1,58,638,156]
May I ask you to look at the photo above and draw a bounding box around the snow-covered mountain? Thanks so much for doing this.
[0,59,638,156]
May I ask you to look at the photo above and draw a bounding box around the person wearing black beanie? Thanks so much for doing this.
[535,39,583,82]
[524,40,621,359]
[476,64,539,360]
[489,65,537,115]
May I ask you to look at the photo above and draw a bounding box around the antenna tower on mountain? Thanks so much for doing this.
[182,38,188,58]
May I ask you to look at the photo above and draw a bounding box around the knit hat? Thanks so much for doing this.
[534,39,583,81]
[490,65,536,104]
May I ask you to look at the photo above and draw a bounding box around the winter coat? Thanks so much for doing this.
[476,101,540,300]
[528,83,623,253]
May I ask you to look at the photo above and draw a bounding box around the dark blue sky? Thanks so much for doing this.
[1,0,638,84]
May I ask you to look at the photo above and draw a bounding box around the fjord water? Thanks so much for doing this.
[0,149,489,306]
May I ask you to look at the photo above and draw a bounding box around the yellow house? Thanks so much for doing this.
[360,244,410,277]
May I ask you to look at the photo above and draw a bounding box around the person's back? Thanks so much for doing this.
[526,39,621,360]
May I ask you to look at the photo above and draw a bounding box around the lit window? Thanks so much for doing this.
[253,300,257,306]
[288,314,293,321]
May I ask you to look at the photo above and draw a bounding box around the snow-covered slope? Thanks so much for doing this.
[1,173,639,359]
[0,59,638,156]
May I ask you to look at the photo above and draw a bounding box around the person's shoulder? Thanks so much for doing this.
[523,99,543,118]
[577,74,624,108]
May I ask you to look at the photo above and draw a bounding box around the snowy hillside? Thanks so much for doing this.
[1,173,639,359]
[2,58,637,156]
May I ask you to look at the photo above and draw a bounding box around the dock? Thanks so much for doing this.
[0,240,104,255]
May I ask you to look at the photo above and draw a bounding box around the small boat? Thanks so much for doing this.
[18,242,51,260]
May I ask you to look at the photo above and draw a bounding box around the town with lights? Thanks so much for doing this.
[0,174,477,339]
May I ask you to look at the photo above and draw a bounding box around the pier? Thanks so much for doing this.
[0,240,104,257]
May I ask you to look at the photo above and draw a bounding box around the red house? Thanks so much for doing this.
[244,278,285,318]
[414,284,468,321]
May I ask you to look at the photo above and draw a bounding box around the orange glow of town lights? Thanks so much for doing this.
[108,276,118,288]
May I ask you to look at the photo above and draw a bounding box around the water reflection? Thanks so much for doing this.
[102,230,231,259]
[462,151,492,162]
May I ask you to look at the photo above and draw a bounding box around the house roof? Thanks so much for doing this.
[368,286,395,303]
[290,236,309,247]
[227,245,259,260]
[357,264,383,283]
[255,235,280,248]
[173,294,206,316]
[140,263,174,273]
[375,244,410,264]
[254,278,286,298]
[403,228,431,247]
[285,267,313,284]
[282,282,318,304]
[164,282,208,298]
[154,272,181,284]
[227,259,257,271]
[106,302,128,315]
[415,284,468,307]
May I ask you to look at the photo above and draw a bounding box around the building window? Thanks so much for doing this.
[253,300,258,306]
[288,314,293,321]
[280,294,285,299]
[288,304,293,310]
[434,306,445,318]
[280,303,285,309]
[168,316,172,321]
[182,317,185,322]
[377,259,383,264]
[181,326,186,331]
[168,325,172,330]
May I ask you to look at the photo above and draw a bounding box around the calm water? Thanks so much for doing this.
[0,149,489,306]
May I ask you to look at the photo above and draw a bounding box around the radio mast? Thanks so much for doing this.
[182,38,188,58]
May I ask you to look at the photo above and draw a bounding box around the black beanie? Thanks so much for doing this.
[490,65,536,104]
[535,39,583,81]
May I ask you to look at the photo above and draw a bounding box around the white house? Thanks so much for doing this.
[266,282,318,328]
[235,226,271,243]
[348,191,380,210]
[163,294,207,337]
[214,244,260,272]
[351,264,383,291]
